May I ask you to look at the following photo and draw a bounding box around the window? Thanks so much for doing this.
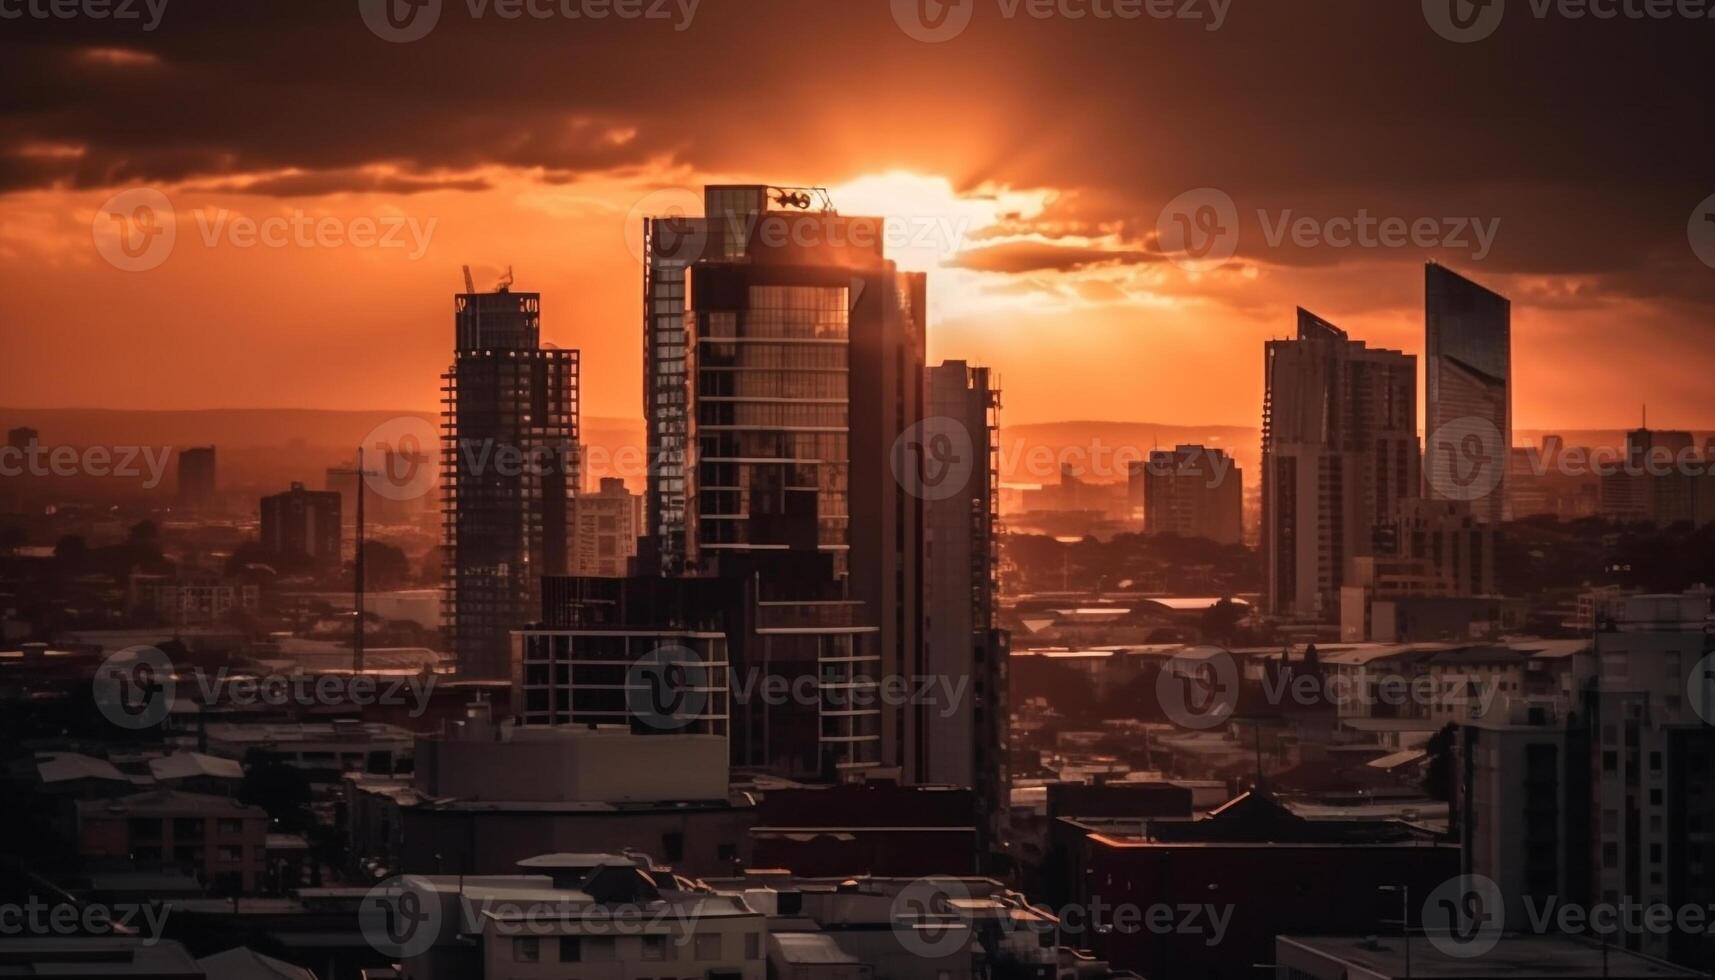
[514,938,539,963]
[643,935,669,962]
[695,934,722,961]
[558,937,580,963]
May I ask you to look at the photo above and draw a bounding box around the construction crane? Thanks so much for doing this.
[462,265,476,294]
[327,447,379,674]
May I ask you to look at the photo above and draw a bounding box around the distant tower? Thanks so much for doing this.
[176,446,217,512]
[442,277,579,679]
[1425,263,1511,523]
[1262,309,1418,620]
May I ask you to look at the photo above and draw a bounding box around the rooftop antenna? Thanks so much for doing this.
[497,266,514,292]
[327,447,379,673]
[462,265,476,294]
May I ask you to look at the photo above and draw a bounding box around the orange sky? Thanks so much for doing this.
[3,3,1713,430]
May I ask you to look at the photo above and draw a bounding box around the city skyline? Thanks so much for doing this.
[4,4,1715,430]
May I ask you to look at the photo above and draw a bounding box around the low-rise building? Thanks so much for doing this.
[75,790,269,893]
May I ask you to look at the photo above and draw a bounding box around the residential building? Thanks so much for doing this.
[568,477,641,576]
[75,790,269,893]
[923,360,1007,844]
[260,482,342,566]
[1137,444,1243,545]
[1262,308,1418,620]
[1275,934,1705,979]
[442,282,580,679]
[177,446,217,511]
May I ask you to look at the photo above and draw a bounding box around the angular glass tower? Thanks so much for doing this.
[1425,263,1511,522]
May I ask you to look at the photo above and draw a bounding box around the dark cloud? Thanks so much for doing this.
[949,239,1154,274]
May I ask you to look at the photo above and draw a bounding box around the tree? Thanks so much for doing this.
[239,752,313,833]
[359,541,410,589]
[1199,598,1245,645]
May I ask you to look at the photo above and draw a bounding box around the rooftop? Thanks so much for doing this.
[1278,934,1706,979]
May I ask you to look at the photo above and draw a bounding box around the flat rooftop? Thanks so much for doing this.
[1278,934,1706,979]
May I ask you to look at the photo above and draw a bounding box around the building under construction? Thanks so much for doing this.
[442,276,580,679]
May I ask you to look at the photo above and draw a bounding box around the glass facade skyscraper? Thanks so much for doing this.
[1425,263,1512,522]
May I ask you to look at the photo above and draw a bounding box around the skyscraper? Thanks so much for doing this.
[1262,309,1418,620]
[442,283,579,679]
[1425,263,1511,522]
[176,446,217,512]
[683,192,927,779]
[924,360,1005,840]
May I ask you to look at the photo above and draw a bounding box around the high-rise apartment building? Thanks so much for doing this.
[1137,445,1243,545]
[260,482,342,566]
[176,446,217,512]
[568,477,642,577]
[1262,309,1418,620]
[1461,592,1715,970]
[924,361,1006,840]
[442,284,579,679]
[1425,263,1511,523]
[1599,427,1708,526]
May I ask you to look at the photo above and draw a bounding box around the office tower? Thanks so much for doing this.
[1600,426,1698,525]
[1262,309,1418,620]
[924,361,1006,840]
[642,185,775,577]
[1376,498,1495,597]
[568,477,642,576]
[676,185,927,781]
[176,446,217,511]
[442,284,579,679]
[1425,263,1511,522]
[1138,445,1243,545]
[260,482,342,566]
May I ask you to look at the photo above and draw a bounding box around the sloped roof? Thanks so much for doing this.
[196,947,317,980]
